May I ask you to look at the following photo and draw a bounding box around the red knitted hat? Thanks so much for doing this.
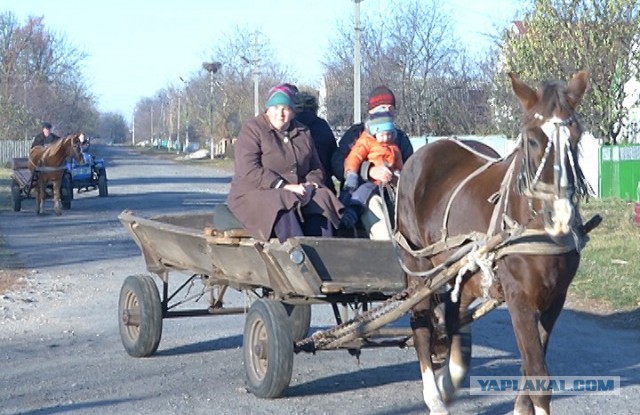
[368,85,396,110]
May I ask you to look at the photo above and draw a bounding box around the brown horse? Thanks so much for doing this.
[29,133,85,215]
[395,71,591,414]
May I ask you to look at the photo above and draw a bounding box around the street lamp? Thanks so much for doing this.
[353,0,364,124]
[241,55,260,116]
[202,61,222,160]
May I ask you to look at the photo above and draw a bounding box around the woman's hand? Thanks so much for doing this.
[369,165,393,184]
[284,183,315,206]
[283,183,306,195]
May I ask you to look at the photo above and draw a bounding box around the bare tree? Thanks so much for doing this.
[0,12,98,139]
[323,0,491,136]
[134,26,292,151]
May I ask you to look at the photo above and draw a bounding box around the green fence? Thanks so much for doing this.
[600,144,640,201]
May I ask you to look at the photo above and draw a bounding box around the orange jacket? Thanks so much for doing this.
[344,130,403,181]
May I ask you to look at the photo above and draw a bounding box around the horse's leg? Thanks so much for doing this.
[36,182,44,215]
[412,294,449,415]
[538,293,566,356]
[52,178,61,216]
[506,298,550,415]
[438,287,475,402]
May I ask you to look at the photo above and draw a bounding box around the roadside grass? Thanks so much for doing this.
[0,163,637,310]
[0,168,12,213]
[574,198,640,310]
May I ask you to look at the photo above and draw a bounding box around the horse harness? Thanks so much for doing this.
[30,137,83,172]
[389,123,590,301]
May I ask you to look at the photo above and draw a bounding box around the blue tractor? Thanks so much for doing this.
[67,140,108,197]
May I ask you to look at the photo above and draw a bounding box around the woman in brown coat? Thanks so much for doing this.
[227,84,343,242]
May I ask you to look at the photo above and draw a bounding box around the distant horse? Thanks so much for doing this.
[29,133,85,215]
[395,71,592,414]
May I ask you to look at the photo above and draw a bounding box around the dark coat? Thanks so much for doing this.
[331,123,414,187]
[31,131,61,148]
[227,114,343,241]
[296,110,337,194]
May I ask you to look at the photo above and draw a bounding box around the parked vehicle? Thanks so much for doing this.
[10,157,72,212]
[68,142,108,197]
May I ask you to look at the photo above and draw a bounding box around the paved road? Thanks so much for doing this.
[0,145,638,415]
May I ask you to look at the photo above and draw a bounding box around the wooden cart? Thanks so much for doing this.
[10,157,73,212]
[118,208,509,398]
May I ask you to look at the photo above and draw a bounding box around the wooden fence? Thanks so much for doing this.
[0,139,31,167]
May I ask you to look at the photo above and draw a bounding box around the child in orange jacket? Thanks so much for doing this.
[340,111,402,229]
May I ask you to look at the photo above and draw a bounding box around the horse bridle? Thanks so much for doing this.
[518,113,579,203]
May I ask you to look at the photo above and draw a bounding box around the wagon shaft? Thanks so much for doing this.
[296,229,515,352]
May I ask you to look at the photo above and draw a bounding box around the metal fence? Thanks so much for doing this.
[600,144,640,201]
[0,139,31,167]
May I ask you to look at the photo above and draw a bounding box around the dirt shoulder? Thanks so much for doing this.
[0,233,26,294]
[566,290,640,330]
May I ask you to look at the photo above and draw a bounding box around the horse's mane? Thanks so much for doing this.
[38,133,82,168]
[525,80,585,132]
[44,134,71,155]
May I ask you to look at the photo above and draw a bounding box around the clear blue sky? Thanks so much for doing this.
[2,0,525,118]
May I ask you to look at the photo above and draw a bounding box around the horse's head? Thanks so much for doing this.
[509,71,590,237]
[68,133,87,164]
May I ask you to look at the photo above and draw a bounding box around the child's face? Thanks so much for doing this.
[375,131,394,143]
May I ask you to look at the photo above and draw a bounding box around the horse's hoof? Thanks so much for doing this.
[429,406,450,415]
[426,397,450,415]
[55,210,61,216]
[437,370,456,404]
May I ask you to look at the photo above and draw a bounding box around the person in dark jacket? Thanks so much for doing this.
[331,86,413,188]
[331,86,414,239]
[227,84,343,242]
[294,91,337,194]
[31,122,61,148]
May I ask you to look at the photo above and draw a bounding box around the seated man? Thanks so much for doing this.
[332,86,413,239]
[31,122,61,148]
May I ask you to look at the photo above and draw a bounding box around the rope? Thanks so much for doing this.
[450,244,496,303]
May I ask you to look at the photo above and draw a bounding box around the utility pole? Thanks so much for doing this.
[242,32,261,116]
[177,96,181,153]
[353,0,364,124]
[179,76,190,152]
[203,61,222,160]
[252,32,261,116]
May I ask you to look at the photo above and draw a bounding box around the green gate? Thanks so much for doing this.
[600,145,640,200]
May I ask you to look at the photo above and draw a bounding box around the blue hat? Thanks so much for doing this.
[265,84,296,109]
[366,111,396,136]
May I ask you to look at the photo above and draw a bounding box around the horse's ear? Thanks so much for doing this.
[567,70,588,109]
[508,72,538,111]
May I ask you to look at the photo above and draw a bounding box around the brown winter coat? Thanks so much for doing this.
[227,114,343,241]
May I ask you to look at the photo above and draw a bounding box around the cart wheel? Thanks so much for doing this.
[283,303,311,342]
[61,172,72,209]
[11,179,22,212]
[243,299,293,398]
[119,274,163,357]
[98,169,108,197]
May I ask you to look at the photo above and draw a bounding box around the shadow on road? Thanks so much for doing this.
[289,307,639,410]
